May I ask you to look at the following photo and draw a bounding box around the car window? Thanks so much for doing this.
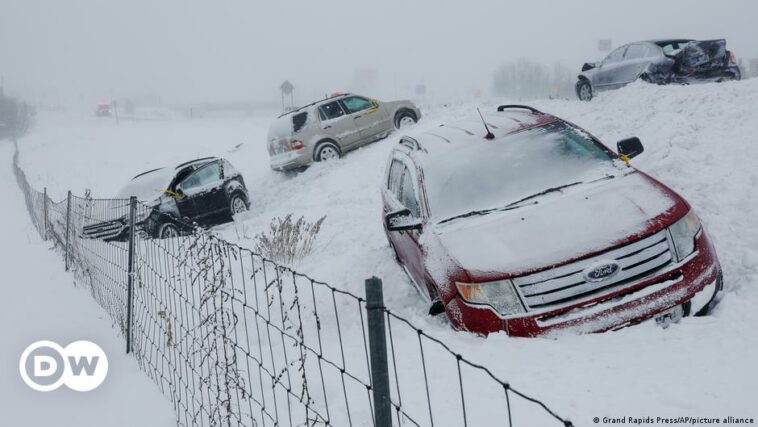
[398,166,421,218]
[625,44,647,60]
[388,159,404,196]
[180,162,220,191]
[423,121,618,221]
[660,41,688,55]
[603,46,627,65]
[341,96,373,114]
[319,102,345,121]
[292,112,308,133]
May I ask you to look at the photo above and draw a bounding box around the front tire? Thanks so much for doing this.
[576,80,593,101]
[395,111,417,129]
[315,142,340,162]
[157,222,180,239]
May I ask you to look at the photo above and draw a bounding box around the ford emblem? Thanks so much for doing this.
[583,261,620,283]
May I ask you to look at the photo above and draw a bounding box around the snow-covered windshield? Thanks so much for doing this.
[424,121,620,222]
[115,167,175,201]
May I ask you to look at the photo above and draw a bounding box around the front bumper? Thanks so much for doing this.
[446,229,722,337]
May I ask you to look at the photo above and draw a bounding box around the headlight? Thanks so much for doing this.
[456,280,525,316]
[669,210,701,262]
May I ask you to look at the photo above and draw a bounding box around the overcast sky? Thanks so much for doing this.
[1,0,756,106]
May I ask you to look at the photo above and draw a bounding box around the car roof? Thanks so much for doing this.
[131,157,218,180]
[398,106,558,159]
[647,38,693,45]
[276,93,352,118]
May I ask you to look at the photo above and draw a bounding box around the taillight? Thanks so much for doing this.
[290,139,305,150]
[729,51,736,64]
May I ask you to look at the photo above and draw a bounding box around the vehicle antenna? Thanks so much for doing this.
[477,108,495,140]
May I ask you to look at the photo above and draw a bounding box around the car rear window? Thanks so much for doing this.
[292,112,308,133]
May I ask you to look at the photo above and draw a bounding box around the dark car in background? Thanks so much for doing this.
[576,39,741,100]
[82,157,250,240]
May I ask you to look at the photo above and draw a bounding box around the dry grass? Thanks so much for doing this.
[253,214,326,265]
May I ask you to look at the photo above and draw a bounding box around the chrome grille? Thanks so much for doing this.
[513,230,674,310]
[82,220,125,240]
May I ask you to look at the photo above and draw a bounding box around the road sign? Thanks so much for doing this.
[280,80,294,95]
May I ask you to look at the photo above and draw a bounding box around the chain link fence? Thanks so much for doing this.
[12,140,574,427]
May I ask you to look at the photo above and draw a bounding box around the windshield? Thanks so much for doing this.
[424,121,620,222]
[116,167,175,201]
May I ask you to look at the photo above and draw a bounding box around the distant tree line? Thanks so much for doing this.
[493,59,577,100]
[0,90,35,139]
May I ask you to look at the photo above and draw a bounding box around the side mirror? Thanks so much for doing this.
[617,137,644,161]
[581,62,598,72]
[385,208,422,232]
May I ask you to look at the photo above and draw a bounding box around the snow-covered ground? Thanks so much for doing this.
[15,80,758,425]
[0,143,175,426]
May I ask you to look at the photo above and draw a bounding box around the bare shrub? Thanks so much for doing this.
[254,214,326,265]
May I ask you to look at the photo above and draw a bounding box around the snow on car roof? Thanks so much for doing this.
[407,109,558,157]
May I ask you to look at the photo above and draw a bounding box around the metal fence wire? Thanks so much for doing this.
[11,140,574,427]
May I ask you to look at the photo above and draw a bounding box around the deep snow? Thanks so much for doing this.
[15,80,758,425]
[0,143,175,426]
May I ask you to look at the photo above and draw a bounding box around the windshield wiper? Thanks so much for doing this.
[437,200,539,225]
[503,181,584,208]
[437,180,590,226]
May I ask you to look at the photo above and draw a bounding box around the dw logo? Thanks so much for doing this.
[19,340,109,392]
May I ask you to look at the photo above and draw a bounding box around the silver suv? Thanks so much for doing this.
[267,93,421,171]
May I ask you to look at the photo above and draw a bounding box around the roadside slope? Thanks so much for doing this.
[0,142,174,427]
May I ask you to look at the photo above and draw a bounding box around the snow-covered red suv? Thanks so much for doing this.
[381,105,723,337]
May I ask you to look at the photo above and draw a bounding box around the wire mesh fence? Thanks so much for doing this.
[11,140,574,427]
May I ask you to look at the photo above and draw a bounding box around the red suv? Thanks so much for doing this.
[381,105,722,337]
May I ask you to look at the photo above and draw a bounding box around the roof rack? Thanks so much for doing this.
[276,93,350,118]
[496,105,543,114]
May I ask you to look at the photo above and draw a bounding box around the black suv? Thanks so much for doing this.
[83,157,250,240]
[576,39,741,100]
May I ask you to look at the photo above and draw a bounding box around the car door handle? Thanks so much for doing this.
[353,115,362,119]
[323,125,332,129]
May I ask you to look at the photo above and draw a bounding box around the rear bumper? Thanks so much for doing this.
[269,148,311,171]
[446,230,722,337]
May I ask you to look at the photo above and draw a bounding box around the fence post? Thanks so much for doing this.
[126,196,137,354]
[43,187,48,241]
[64,191,71,271]
[365,277,392,427]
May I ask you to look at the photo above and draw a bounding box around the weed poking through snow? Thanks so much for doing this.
[254,214,325,266]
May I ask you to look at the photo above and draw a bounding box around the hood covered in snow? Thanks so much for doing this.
[433,171,682,277]
[115,167,175,202]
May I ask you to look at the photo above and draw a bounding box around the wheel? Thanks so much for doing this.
[694,272,724,316]
[157,222,180,239]
[315,142,340,162]
[229,193,248,215]
[395,111,417,129]
[576,80,593,101]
